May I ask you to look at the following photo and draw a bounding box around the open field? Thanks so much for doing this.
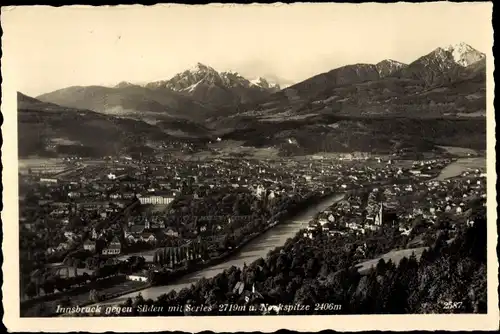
[435,157,486,180]
[21,279,148,317]
[18,158,67,168]
[438,146,480,157]
[356,247,428,275]
[117,249,156,262]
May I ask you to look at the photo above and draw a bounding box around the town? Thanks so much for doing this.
[18,152,486,316]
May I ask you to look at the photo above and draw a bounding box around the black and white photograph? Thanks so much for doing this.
[1,2,497,332]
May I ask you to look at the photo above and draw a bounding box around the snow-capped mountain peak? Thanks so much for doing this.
[250,77,281,91]
[220,70,249,87]
[375,59,408,77]
[188,62,216,74]
[143,64,282,106]
[444,42,485,67]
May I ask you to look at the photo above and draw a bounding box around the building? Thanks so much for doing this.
[40,177,58,184]
[140,232,157,243]
[28,164,67,175]
[126,274,148,282]
[83,240,96,252]
[102,237,121,255]
[165,228,180,238]
[374,203,384,226]
[137,192,175,205]
[254,185,266,199]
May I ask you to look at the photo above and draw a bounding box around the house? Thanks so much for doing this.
[57,242,70,251]
[22,221,36,231]
[140,232,157,243]
[83,240,96,252]
[318,219,328,226]
[346,222,360,230]
[68,191,81,198]
[150,219,165,229]
[40,178,58,184]
[102,237,121,255]
[254,185,266,199]
[268,191,276,201]
[165,228,180,237]
[365,224,379,231]
[64,231,77,241]
[125,224,146,239]
[122,192,136,199]
[126,274,148,282]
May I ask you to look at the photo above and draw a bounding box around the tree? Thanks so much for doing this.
[133,293,145,308]
[147,269,158,285]
[376,259,387,275]
[60,296,72,308]
[294,283,316,306]
[25,282,37,299]
[89,289,100,303]
[42,279,55,295]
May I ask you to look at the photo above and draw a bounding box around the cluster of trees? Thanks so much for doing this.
[162,188,326,251]
[140,189,329,278]
[24,256,147,300]
[93,256,146,277]
[226,110,485,154]
[109,204,486,316]
[24,272,92,299]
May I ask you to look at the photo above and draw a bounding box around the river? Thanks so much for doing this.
[434,157,486,181]
[99,193,345,305]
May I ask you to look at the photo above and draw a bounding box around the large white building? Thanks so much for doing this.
[138,193,175,205]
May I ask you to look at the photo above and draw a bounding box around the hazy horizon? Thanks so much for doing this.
[2,3,492,97]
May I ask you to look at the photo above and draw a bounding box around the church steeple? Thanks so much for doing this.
[375,202,383,226]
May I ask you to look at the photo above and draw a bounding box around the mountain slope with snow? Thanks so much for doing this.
[396,43,485,86]
[211,42,486,126]
[445,42,486,67]
[250,77,281,92]
[376,59,408,78]
[36,84,215,123]
[145,63,279,107]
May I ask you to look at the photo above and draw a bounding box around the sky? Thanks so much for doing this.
[2,2,493,97]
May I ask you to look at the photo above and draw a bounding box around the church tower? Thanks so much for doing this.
[375,202,383,226]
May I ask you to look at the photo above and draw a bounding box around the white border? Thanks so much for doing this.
[1,3,498,332]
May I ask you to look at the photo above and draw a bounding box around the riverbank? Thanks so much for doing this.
[89,192,345,307]
[22,275,149,317]
[46,193,346,313]
[433,156,486,181]
[47,211,282,317]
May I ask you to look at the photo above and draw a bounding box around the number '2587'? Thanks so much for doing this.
[442,301,463,310]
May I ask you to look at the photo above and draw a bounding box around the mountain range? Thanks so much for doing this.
[20,42,486,158]
[145,63,281,106]
[17,92,177,158]
[36,64,281,124]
